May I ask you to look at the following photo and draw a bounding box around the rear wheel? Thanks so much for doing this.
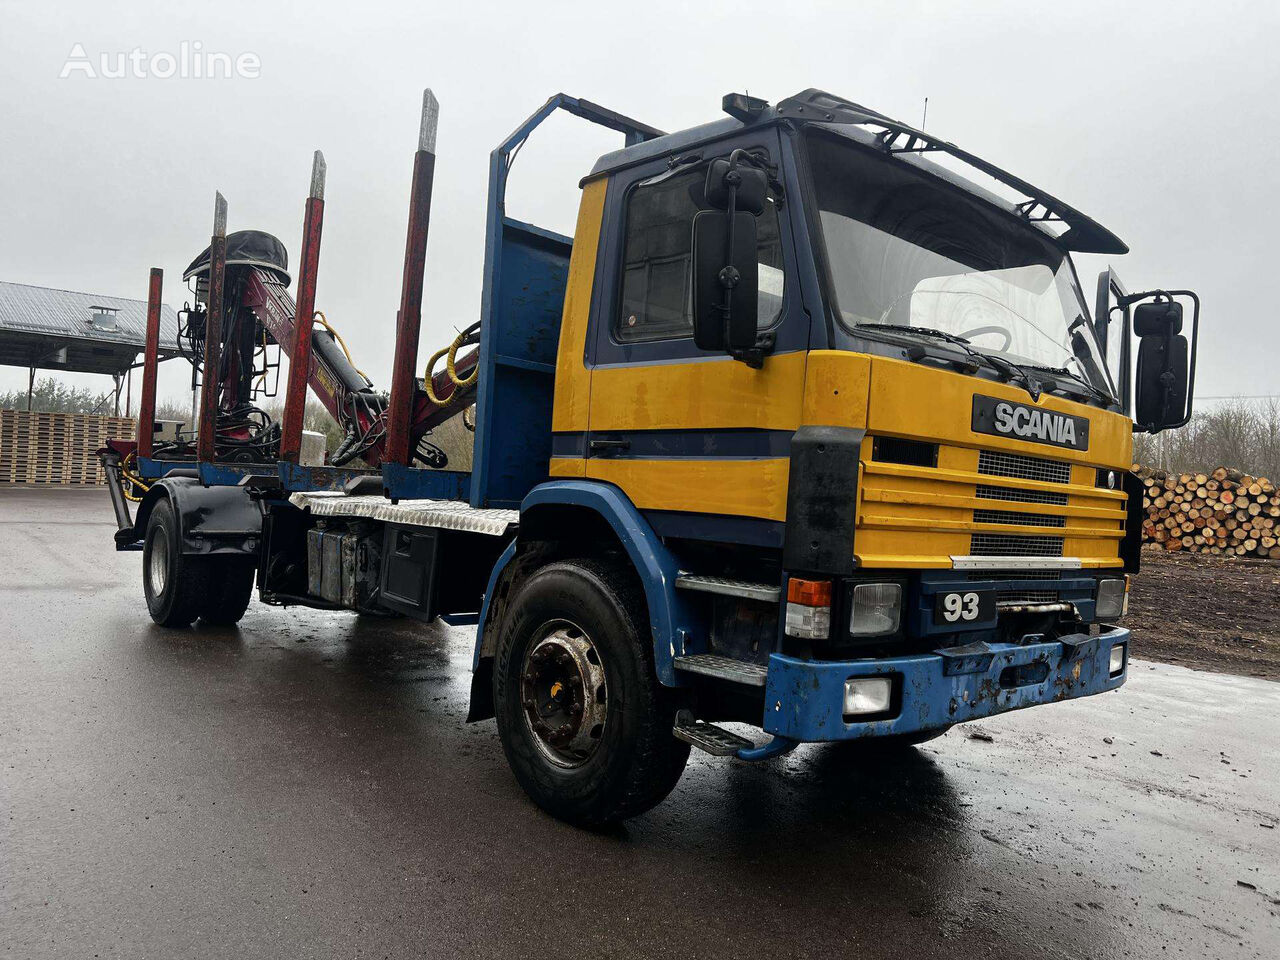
[493,557,689,825]
[142,500,209,628]
[199,559,256,626]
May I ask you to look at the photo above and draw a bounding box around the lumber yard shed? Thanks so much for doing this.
[0,279,182,413]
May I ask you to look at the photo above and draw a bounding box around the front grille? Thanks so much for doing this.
[976,483,1068,506]
[970,532,1064,557]
[997,589,1060,604]
[968,570,1063,582]
[978,450,1071,485]
[974,508,1066,529]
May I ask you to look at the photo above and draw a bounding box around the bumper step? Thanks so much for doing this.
[673,653,768,687]
[673,712,755,756]
[675,575,780,603]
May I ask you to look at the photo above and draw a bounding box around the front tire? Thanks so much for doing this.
[493,557,689,825]
[143,500,209,628]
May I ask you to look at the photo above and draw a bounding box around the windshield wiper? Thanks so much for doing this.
[1020,363,1115,407]
[855,323,1042,400]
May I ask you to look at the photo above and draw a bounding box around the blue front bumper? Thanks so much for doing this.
[762,627,1129,741]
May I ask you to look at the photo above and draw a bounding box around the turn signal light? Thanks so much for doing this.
[785,578,832,640]
[787,578,832,606]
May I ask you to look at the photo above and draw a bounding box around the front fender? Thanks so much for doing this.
[469,480,697,710]
[135,477,263,557]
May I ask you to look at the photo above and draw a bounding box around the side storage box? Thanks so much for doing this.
[379,524,441,621]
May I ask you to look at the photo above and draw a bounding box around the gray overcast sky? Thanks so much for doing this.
[1,0,1276,407]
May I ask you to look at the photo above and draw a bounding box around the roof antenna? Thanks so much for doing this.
[921,96,928,130]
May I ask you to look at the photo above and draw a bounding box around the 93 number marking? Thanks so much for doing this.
[933,590,994,625]
[942,592,981,622]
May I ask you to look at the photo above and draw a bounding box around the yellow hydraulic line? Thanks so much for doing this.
[423,327,479,406]
[119,450,151,503]
[314,310,372,385]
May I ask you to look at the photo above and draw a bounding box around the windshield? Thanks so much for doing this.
[806,131,1115,399]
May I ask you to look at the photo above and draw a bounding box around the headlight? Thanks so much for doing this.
[1096,577,1129,620]
[843,677,893,716]
[1109,644,1126,677]
[849,582,902,636]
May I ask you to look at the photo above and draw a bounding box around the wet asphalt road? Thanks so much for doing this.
[2,488,1278,960]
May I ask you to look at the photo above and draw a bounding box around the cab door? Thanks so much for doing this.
[580,130,810,540]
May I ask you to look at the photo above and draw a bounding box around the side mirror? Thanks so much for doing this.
[692,210,758,353]
[1133,297,1194,432]
[691,153,768,364]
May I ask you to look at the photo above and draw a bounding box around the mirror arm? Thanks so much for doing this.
[716,153,743,350]
[716,148,773,368]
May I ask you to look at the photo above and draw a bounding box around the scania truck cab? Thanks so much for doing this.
[113,88,1199,825]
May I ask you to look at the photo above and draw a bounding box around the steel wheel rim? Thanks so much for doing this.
[520,619,608,769]
[149,533,168,596]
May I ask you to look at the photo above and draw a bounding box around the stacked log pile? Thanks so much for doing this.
[1137,466,1280,558]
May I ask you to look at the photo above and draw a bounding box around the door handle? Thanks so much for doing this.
[588,438,631,457]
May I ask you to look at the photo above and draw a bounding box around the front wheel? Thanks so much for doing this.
[493,557,689,825]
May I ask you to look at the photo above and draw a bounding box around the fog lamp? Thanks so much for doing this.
[1109,644,1127,677]
[1096,577,1129,620]
[849,582,902,636]
[843,677,893,716]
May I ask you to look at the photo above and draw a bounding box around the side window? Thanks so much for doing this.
[617,166,785,343]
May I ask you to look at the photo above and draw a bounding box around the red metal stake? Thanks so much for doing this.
[385,89,440,466]
[136,267,163,458]
[280,151,327,464]
[197,192,228,464]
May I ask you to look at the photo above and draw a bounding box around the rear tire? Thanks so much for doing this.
[142,500,209,628]
[199,559,256,626]
[493,557,689,825]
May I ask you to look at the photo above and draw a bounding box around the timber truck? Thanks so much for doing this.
[99,88,1200,825]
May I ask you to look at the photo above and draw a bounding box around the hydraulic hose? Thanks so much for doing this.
[423,321,481,406]
[119,450,151,503]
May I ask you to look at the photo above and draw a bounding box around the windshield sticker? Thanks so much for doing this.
[972,395,1089,451]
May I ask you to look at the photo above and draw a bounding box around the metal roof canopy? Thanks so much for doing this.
[0,280,182,376]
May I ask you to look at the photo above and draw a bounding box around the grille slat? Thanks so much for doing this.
[977,450,1071,485]
[975,483,1068,506]
[968,570,1063,582]
[974,508,1066,529]
[997,589,1060,604]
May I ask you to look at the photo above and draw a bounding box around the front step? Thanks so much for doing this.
[673,711,755,757]
[675,575,780,603]
[673,653,769,687]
